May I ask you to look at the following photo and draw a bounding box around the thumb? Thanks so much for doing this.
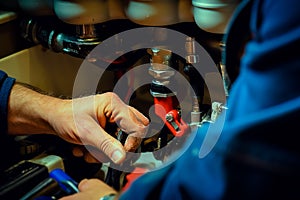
[79,178,117,197]
[78,120,127,164]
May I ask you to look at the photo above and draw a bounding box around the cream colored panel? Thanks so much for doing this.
[0,45,83,97]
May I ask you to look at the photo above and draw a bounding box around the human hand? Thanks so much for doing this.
[59,178,117,200]
[49,92,149,164]
[8,84,148,164]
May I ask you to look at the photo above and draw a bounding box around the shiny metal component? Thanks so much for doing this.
[148,48,177,97]
[211,102,228,122]
[75,24,98,39]
[155,137,161,151]
[165,112,180,132]
[186,55,199,64]
[148,67,175,80]
[185,37,199,64]
[165,113,174,122]
[185,37,202,126]
[149,48,172,71]
[148,49,174,78]
[150,91,176,98]
[219,63,231,97]
[19,17,101,58]
[190,96,201,128]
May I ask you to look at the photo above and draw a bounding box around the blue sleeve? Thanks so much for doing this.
[120,124,227,200]
[226,0,300,120]
[120,0,300,199]
[0,70,16,134]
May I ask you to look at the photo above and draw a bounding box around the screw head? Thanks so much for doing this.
[165,113,174,122]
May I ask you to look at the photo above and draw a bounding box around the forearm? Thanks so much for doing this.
[7,83,60,135]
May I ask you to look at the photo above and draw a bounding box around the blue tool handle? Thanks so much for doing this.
[49,168,79,194]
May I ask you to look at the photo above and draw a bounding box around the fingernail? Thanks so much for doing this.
[111,150,124,164]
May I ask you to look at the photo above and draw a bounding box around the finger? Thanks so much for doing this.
[123,135,142,152]
[108,93,149,132]
[128,106,150,126]
[118,106,149,135]
[108,96,149,152]
[78,178,117,196]
[122,107,149,152]
[78,179,102,191]
[111,104,149,138]
[59,179,111,200]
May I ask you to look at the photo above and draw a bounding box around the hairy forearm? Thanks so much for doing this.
[7,83,60,135]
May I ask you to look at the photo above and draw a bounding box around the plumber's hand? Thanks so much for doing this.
[59,179,118,200]
[8,84,148,164]
[50,92,149,164]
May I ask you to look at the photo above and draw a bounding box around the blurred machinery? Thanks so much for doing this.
[0,0,240,197]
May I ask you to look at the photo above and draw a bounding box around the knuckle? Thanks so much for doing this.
[97,137,114,155]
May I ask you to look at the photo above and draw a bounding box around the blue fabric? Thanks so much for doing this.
[0,70,15,134]
[120,0,300,199]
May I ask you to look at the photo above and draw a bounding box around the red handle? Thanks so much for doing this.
[154,97,188,137]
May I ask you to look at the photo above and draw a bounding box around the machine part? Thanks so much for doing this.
[105,167,125,191]
[190,96,202,128]
[19,17,101,58]
[19,177,59,200]
[53,0,110,25]
[150,48,172,67]
[165,110,189,137]
[150,80,176,98]
[19,17,142,59]
[153,97,189,137]
[185,37,200,64]
[125,0,194,26]
[192,0,240,33]
[148,48,174,77]
[148,47,189,137]
[219,62,231,97]
[0,0,54,16]
[0,160,49,199]
[183,37,205,126]
[183,37,204,96]
[125,0,180,26]
[0,153,66,199]
[219,40,231,96]
[155,137,162,151]
[30,154,65,173]
[211,101,228,122]
[75,24,98,39]
[49,168,79,194]
[60,34,101,58]
[148,48,176,97]
[148,67,175,80]
[18,138,42,158]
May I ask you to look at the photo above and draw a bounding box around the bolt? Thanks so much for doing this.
[166,113,174,122]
